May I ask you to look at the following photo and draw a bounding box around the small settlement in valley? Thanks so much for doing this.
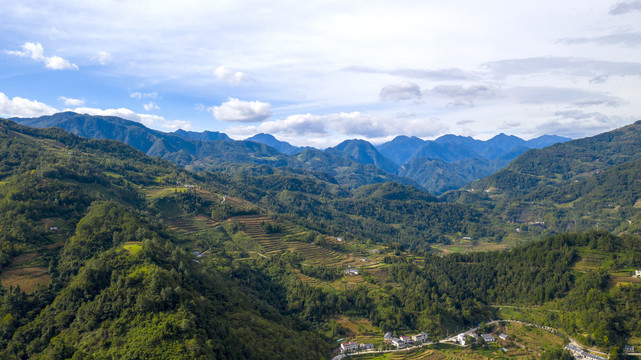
[335,331,430,354]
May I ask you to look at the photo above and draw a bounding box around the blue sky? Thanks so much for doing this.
[1,0,640,147]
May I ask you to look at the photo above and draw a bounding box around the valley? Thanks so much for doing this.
[0,117,640,359]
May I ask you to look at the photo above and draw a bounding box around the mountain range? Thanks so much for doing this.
[445,120,641,236]
[13,112,570,194]
[1,114,641,357]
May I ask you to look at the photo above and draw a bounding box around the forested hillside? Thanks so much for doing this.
[1,118,641,358]
[0,119,333,358]
[14,112,413,190]
[447,120,641,236]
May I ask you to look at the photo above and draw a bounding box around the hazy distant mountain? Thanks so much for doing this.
[376,135,426,165]
[370,132,572,194]
[13,111,571,194]
[398,157,508,195]
[173,129,231,142]
[327,139,399,174]
[245,133,311,155]
[481,133,528,159]
[13,112,289,168]
[525,134,571,149]
[294,148,417,188]
[12,112,411,189]
[408,141,481,163]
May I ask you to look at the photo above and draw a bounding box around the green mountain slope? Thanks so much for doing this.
[0,119,330,359]
[14,112,411,189]
[446,120,641,235]
[1,118,641,357]
[327,139,399,174]
[398,157,508,195]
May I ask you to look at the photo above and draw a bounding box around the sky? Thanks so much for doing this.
[1,0,640,148]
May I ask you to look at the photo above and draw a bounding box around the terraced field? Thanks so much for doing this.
[165,218,203,235]
[229,214,290,254]
[228,214,346,265]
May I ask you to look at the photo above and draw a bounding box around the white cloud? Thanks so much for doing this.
[0,92,188,131]
[129,91,158,99]
[214,66,250,85]
[0,92,58,118]
[143,102,159,111]
[70,107,190,131]
[483,57,641,80]
[6,42,78,70]
[211,98,271,122]
[95,51,113,65]
[507,86,623,107]
[58,96,85,106]
[609,1,641,15]
[429,84,495,99]
[227,111,448,147]
[2,2,641,143]
[536,110,633,138]
[379,82,421,101]
[347,66,479,81]
[560,32,641,47]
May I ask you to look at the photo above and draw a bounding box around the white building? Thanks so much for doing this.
[481,334,495,342]
[344,268,359,275]
[634,269,641,278]
[340,341,358,352]
[412,332,428,342]
[391,338,405,348]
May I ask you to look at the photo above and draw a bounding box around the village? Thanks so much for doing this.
[334,331,430,355]
[332,318,641,360]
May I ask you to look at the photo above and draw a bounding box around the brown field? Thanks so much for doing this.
[45,242,64,250]
[503,322,564,355]
[609,276,641,287]
[0,266,50,292]
[334,316,382,344]
[433,242,509,254]
[0,252,52,293]
[8,253,38,266]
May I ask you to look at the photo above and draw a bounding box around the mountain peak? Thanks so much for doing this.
[329,139,398,173]
[245,133,307,155]
[248,133,277,141]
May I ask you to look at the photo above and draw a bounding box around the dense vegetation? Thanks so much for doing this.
[1,117,641,358]
[0,120,330,359]
[449,120,641,236]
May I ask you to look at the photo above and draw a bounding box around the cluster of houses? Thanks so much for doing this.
[566,345,607,360]
[334,331,430,354]
[383,331,429,348]
[336,341,374,353]
[344,268,359,275]
[456,332,508,346]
